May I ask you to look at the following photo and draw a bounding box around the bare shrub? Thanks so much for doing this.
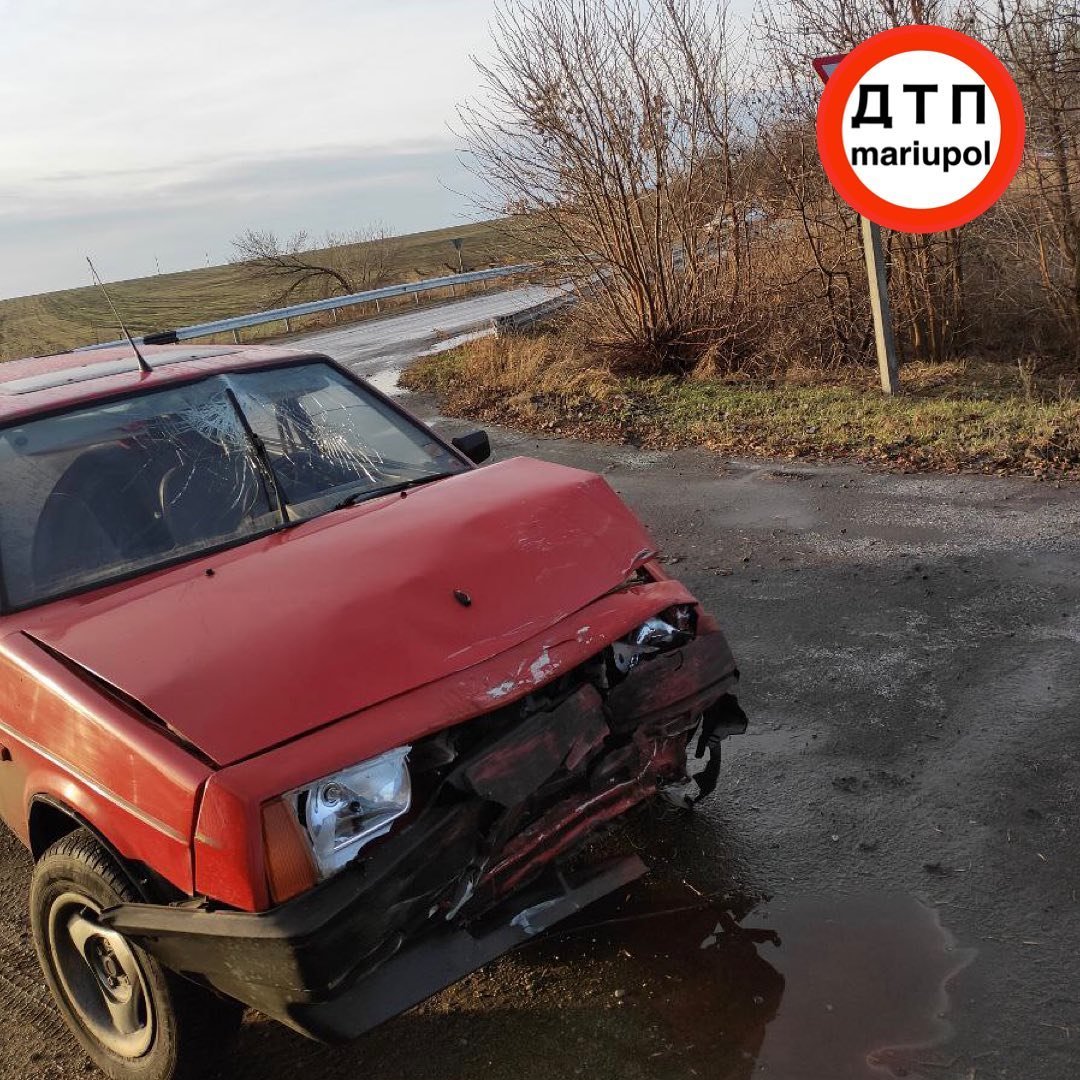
[737,106,871,369]
[753,0,983,366]
[458,0,1079,378]
[986,0,1080,355]
[460,0,760,373]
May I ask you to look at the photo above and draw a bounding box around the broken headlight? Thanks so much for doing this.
[612,605,696,673]
[291,746,412,878]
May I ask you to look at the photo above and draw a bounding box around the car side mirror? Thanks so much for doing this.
[452,430,491,465]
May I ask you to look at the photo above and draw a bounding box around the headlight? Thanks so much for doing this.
[290,746,412,878]
[613,606,696,674]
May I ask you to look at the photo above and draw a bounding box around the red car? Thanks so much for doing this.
[0,344,745,1080]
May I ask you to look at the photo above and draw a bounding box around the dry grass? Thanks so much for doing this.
[0,221,524,361]
[402,333,1080,479]
[405,332,621,403]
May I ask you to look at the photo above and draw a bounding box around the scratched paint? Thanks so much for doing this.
[528,648,554,684]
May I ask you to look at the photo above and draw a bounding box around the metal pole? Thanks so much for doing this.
[860,216,900,395]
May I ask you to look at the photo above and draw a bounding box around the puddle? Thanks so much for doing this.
[529,886,975,1080]
[764,470,818,482]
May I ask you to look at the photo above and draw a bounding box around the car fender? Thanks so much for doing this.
[0,633,210,894]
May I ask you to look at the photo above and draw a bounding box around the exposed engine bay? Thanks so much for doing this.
[410,605,746,917]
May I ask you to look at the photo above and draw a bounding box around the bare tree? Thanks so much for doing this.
[989,0,1080,353]
[230,225,401,307]
[740,65,872,369]
[459,0,1079,375]
[460,0,758,372]
[753,0,981,365]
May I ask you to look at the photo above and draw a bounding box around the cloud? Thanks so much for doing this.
[0,0,497,296]
[2,139,471,222]
[0,140,487,297]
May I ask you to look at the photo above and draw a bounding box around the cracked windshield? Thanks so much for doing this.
[0,362,464,608]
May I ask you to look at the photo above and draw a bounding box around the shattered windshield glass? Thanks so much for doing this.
[0,362,466,609]
[231,365,463,515]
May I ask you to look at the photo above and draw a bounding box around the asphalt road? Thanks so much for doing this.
[1,298,1078,1079]
[284,282,559,391]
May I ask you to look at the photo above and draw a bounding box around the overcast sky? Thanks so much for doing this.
[0,0,497,298]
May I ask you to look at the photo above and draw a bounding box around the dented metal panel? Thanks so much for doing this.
[18,457,656,766]
[103,618,741,1036]
[193,578,695,910]
[606,632,739,730]
[452,685,608,806]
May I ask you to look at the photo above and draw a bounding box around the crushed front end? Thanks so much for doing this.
[103,606,746,1041]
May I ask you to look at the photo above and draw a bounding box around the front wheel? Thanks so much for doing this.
[30,828,242,1080]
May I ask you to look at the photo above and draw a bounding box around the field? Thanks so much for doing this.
[0,220,522,362]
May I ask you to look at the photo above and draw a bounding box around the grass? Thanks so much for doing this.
[401,334,1080,479]
[0,220,524,361]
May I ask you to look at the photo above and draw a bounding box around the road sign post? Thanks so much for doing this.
[814,54,900,395]
[860,215,900,394]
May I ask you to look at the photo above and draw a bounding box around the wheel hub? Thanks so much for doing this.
[89,939,132,995]
[48,892,154,1059]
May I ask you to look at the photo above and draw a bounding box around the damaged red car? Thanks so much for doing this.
[0,344,745,1080]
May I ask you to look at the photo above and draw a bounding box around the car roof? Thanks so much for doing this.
[0,344,326,425]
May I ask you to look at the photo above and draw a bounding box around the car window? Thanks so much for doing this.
[0,362,466,609]
[232,365,464,515]
[0,381,277,608]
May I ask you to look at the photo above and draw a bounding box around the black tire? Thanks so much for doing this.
[30,828,243,1080]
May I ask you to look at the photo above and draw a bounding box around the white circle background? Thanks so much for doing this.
[840,50,1002,209]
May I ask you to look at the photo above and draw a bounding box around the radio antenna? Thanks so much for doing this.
[85,257,152,374]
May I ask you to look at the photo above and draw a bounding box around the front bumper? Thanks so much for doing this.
[107,852,647,1041]
[101,632,745,1041]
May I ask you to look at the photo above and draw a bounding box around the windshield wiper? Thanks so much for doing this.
[225,386,290,527]
[333,472,458,511]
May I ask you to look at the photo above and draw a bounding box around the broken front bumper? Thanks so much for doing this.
[109,854,647,1041]
[102,632,745,1042]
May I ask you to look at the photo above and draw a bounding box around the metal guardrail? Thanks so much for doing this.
[491,289,578,335]
[77,263,537,352]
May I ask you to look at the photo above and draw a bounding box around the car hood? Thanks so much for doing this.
[20,458,656,766]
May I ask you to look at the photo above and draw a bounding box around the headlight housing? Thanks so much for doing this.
[289,746,412,879]
[612,605,696,673]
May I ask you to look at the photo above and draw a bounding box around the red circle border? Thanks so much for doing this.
[817,25,1026,233]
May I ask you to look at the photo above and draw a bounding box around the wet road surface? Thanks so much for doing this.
[282,282,559,379]
[1,347,1078,1078]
